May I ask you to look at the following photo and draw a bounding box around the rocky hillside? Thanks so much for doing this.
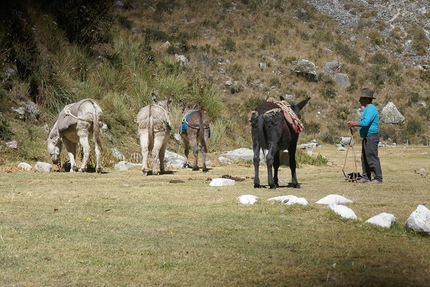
[117,0,430,145]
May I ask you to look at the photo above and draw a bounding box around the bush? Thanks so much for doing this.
[222,37,236,52]
[406,119,422,135]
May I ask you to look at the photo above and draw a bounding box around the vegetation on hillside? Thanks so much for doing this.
[1,0,429,167]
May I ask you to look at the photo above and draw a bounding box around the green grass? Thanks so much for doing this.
[1,146,429,286]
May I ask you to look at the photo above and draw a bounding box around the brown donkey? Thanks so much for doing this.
[179,101,211,172]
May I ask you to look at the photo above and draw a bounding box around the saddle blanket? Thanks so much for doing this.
[267,98,304,133]
[57,99,88,132]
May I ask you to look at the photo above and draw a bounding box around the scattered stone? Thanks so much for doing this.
[35,162,52,173]
[316,194,353,205]
[18,162,32,171]
[6,140,17,149]
[366,212,396,228]
[267,195,309,206]
[209,178,235,186]
[165,150,186,169]
[328,203,357,220]
[114,161,138,171]
[111,148,125,161]
[237,194,258,205]
[405,205,430,235]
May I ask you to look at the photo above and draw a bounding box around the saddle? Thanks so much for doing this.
[56,99,89,132]
[179,110,211,137]
[267,98,304,133]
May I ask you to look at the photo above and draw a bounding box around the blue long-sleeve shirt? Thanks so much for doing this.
[358,104,379,138]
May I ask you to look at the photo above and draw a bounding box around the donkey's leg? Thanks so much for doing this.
[158,136,169,174]
[201,130,209,172]
[273,151,280,187]
[151,133,165,175]
[288,145,300,188]
[94,137,102,173]
[139,130,150,176]
[189,136,199,171]
[79,135,91,172]
[64,139,78,172]
[183,139,190,168]
[265,143,277,189]
[253,143,261,188]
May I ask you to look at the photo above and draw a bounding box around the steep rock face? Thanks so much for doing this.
[305,0,430,66]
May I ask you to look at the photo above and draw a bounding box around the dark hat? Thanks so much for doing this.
[360,88,375,99]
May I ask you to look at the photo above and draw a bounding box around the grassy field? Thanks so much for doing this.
[1,145,429,286]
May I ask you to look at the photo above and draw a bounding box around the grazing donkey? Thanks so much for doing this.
[137,93,173,175]
[179,101,211,172]
[250,96,311,189]
[45,99,104,173]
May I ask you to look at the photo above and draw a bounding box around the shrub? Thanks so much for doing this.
[406,119,422,135]
[369,52,388,65]
[222,37,236,52]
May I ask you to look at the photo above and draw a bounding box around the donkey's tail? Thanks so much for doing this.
[92,102,103,151]
[250,110,267,151]
[198,111,207,153]
[256,113,267,150]
[148,105,154,144]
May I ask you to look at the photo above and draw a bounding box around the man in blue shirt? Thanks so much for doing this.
[347,88,383,184]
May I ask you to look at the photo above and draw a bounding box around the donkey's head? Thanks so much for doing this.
[44,122,62,164]
[179,100,198,115]
[281,96,311,119]
[152,93,173,113]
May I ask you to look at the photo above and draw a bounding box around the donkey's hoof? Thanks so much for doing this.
[192,167,199,171]
[254,183,262,188]
[202,168,209,173]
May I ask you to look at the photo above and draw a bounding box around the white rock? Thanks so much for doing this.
[209,178,235,186]
[114,161,134,171]
[35,162,52,173]
[365,212,396,228]
[328,203,357,220]
[405,205,430,235]
[267,195,309,206]
[316,194,353,205]
[18,162,32,171]
[237,194,258,205]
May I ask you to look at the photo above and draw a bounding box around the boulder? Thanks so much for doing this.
[380,102,405,124]
[35,162,52,173]
[405,205,430,235]
[334,73,351,89]
[291,59,318,82]
[366,212,396,228]
[328,203,357,220]
[18,162,32,171]
[316,194,353,205]
[209,178,235,186]
[267,195,309,206]
[237,194,258,205]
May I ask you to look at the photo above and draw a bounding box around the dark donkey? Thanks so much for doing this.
[179,101,211,172]
[251,96,311,189]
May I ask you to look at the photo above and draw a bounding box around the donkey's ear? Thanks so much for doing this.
[43,122,51,134]
[297,97,311,110]
[151,93,157,103]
